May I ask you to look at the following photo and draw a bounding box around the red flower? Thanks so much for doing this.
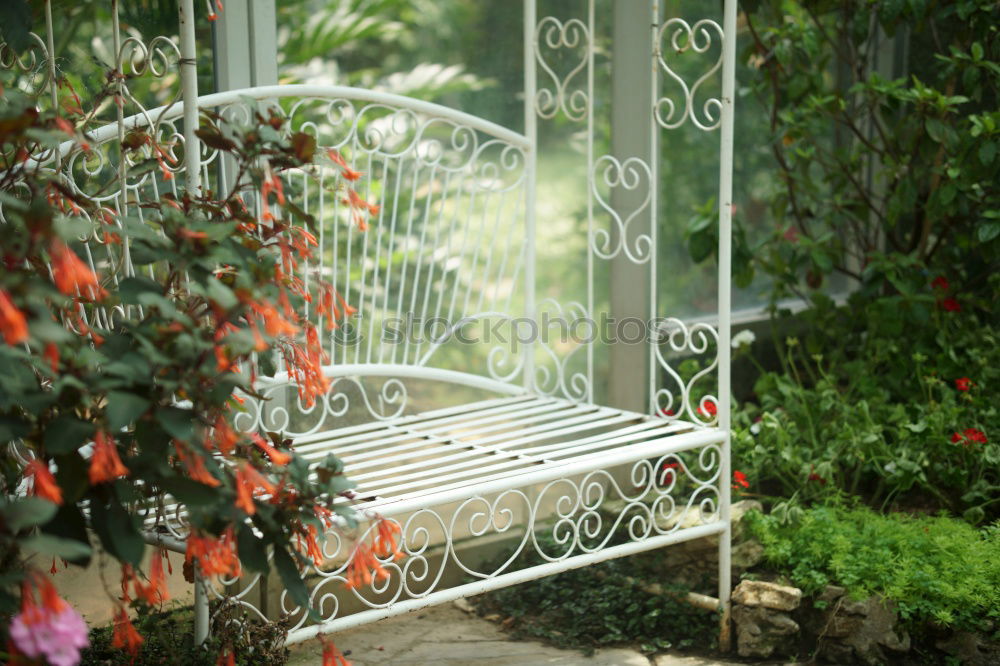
[951,428,987,446]
[807,466,827,485]
[89,430,129,484]
[940,297,961,312]
[732,470,749,490]
[964,428,987,444]
[931,276,949,290]
[954,377,972,391]
[660,461,680,484]
[50,241,107,300]
[696,401,718,418]
[26,460,62,505]
[111,607,144,655]
[658,408,675,417]
[185,527,241,578]
[0,290,28,345]
[250,432,291,466]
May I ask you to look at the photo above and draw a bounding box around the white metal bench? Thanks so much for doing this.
[18,0,739,650]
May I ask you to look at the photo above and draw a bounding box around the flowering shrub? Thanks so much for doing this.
[0,73,393,663]
[732,283,998,523]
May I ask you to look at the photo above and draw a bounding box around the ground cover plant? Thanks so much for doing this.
[747,504,1000,635]
[475,533,718,657]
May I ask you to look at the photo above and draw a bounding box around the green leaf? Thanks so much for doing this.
[159,478,218,506]
[0,498,58,532]
[979,141,996,166]
[105,392,150,432]
[206,277,238,310]
[273,546,310,610]
[19,533,92,561]
[40,503,91,566]
[237,524,269,574]
[90,497,144,566]
[117,276,164,304]
[54,452,90,503]
[44,416,96,455]
[156,406,196,442]
[978,222,1000,243]
[0,0,32,53]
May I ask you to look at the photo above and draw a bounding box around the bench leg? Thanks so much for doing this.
[194,572,210,646]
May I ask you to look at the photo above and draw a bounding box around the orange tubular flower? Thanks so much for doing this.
[249,300,299,339]
[344,543,389,590]
[174,442,221,487]
[211,414,239,455]
[373,518,404,561]
[302,524,324,564]
[42,342,59,373]
[235,463,277,515]
[50,241,107,301]
[250,432,291,466]
[185,527,241,578]
[321,635,351,666]
[134,550,170,605]
[112,607,144,655]
[26,459,62,505]
[89,430,129,484]
[0,290,28,345]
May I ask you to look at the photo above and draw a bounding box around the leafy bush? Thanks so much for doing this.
[0,67,385,661]
[720,0,1000,300]
[746,504,1000,633]
[732,286,999,522]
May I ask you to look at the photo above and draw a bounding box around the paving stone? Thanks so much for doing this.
[287,605,651,665]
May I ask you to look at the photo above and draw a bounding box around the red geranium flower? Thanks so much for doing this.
[951,428,987,446]
[931,276,949,290]
[732,470,749,490]
[807,466,827,485]
[660,461,680,484]
[697,401,718,418]
[954,377,973,391]
[941,297,961,312]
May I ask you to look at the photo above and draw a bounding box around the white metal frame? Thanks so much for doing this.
[3,0,738,650]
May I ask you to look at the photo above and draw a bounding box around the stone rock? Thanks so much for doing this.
[732,580,802,611]
[649,500,765,584]
[732,603,800,659]
[815,594,910,665]
[936,629,1000,666]
[452,598,474,614]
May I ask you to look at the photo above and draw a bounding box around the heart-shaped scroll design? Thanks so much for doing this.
[534,16,590,122]
[656,18,724,131]
[590,155,653,264]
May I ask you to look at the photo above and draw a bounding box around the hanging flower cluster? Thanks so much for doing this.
[0,85,382,664]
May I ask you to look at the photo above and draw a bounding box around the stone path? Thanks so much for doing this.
[286,603,774,665]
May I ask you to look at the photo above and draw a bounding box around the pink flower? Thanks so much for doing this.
[10,605,89,666]
[954,377,972,392]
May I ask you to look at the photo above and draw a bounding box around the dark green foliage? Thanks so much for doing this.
[746,504,1000,634]
[80,606,289,665]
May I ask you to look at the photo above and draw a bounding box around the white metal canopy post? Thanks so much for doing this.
[717,0,738,648]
